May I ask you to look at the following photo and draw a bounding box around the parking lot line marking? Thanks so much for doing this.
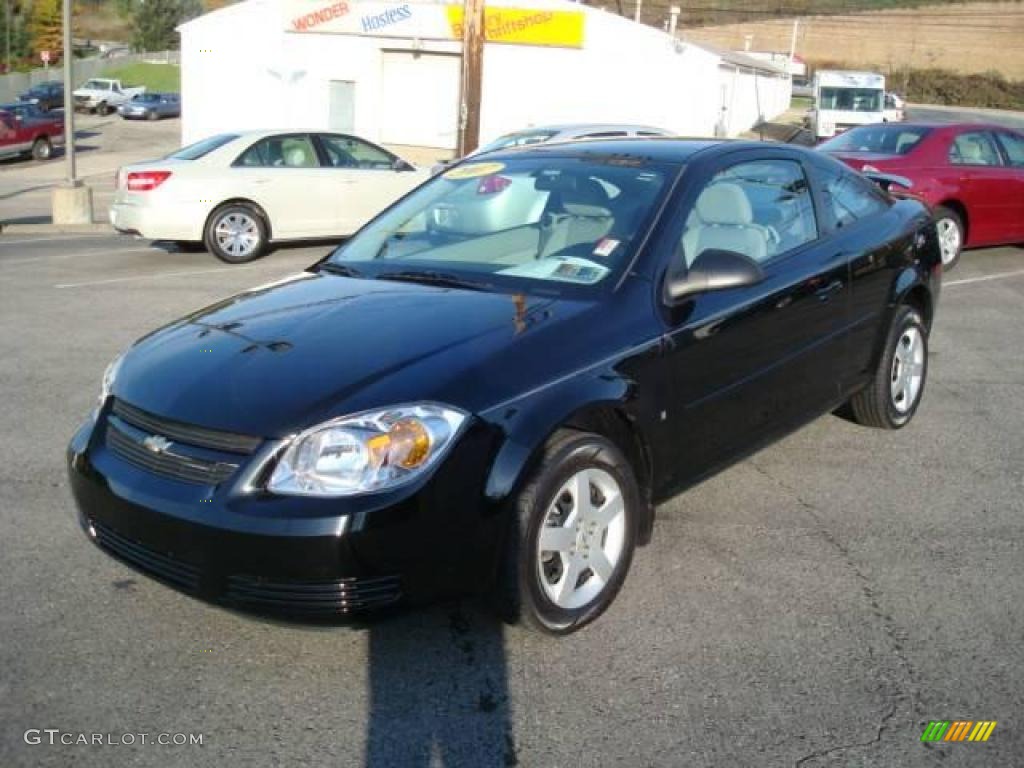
[945,269,1024,287]
[0,236,116,246]
[55,265,264,289]
[2,247,157,265]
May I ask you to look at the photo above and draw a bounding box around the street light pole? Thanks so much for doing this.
[62,0,76,183]
[52,0,92,224]
[5,0,11,74]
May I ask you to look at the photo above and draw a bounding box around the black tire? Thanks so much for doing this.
[146,110,158,121]
[495,429,640,635]
[934,205,963,272]
[31,136,52,161]
[849,305,929,429]
[203,203,269,264]
[97,102,111,116]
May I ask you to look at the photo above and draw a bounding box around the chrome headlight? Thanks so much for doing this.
[98,353,124,408]
[267,404,468,497]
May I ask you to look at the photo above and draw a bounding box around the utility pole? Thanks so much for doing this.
[788,19,799,70]
[634,0,641,23]
[456,0,485,157]
[668,5,680,37]
[52,0,93,224]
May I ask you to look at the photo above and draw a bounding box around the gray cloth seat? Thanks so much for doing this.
[682,182,769,266]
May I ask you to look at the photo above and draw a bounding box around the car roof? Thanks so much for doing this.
[862,122,1019,134]
[477,136,776,163]
[503,123,672,135]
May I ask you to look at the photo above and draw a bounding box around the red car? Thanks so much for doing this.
[0,103,64,162]
[818,123,1024,269]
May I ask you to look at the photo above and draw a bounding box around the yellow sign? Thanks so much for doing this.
[443,162,507,180]
[446,7,585,48]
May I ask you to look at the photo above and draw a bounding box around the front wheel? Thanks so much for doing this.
[31,137,53,161]
[204,204,269,264]
[495,430,639,634]
[934,206,964,272]
[146,110,158,121]
[849,305,928,429]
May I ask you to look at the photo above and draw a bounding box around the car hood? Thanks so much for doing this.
[113,271,617,438]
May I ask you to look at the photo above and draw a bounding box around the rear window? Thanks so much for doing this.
[819,125,931,155]
[479,131,558,153]
[166,134,239,161]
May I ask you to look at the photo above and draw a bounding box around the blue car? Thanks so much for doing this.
[117,93,181,121]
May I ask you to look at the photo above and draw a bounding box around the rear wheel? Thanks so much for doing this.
[97,102,111,116]
[495,430,639,634]
[934,206,963,271]
[31,136,53,161]
[204,204,269,264]
[146,110,158,121]
[849,305,928,429]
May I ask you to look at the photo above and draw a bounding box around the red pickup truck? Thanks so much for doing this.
[0,103,64,161]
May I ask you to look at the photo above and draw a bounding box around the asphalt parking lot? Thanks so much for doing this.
[1,232,1022,767]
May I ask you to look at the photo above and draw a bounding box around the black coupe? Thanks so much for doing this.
[68,139,941,633]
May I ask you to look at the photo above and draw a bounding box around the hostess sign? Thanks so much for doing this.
[284,0,585,47]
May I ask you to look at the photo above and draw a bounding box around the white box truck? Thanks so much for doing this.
[809,70,885,140]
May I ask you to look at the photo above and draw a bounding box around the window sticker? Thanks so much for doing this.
[592,237,619,258]
[443,162,506,180]
[499,256,609,284]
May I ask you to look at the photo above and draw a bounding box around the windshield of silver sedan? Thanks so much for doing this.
[328,156,672,290]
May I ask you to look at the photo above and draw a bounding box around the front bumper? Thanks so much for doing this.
[67,401,503,619]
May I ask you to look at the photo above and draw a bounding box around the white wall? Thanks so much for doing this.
[180,0,775,148]
[717,64,791,137]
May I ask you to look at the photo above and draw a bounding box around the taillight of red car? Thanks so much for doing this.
[126,170,172,192]
[476,175,512,195]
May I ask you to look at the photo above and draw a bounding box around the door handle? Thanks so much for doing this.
[815,279,844,302]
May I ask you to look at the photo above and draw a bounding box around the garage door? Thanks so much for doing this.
[379,52,460,149]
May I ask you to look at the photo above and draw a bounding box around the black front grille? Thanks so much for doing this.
[225,574,403,616]
[92,521,201,591]
[112,399,261,455]
[106,420,239,485]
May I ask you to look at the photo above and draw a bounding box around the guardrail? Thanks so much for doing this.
[0,51,180,104]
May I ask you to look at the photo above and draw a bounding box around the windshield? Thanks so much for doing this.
[478,131,558,153]
[818,87,883,113]
[165,134,239,161]
[327,155,675,295]
[819,125,931,155]
[135,94,161,103]
[82,80,110,90]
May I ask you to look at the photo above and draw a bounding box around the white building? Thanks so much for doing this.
[178,0,790,149]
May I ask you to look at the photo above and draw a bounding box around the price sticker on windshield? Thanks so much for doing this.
[443,162,506,180]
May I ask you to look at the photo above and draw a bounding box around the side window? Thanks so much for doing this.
[319,135,394,169]
[949,132,1003,166]
[579,131,627,139]
[682,159,817,266]
[236,136,319,168]
[820,166,889,229]
[995,132,1024,167]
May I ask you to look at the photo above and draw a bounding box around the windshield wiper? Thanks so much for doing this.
[375,270,491,292]
[317,262,363,278]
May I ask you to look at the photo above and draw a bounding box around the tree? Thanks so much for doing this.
[132,0,200,51]
[29,0,63,61]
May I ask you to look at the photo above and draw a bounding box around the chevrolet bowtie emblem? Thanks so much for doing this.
[142,435,173,454]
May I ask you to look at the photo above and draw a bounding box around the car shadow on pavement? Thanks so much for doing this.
[365,601,516,768]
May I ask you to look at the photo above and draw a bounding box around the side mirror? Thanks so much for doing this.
[392,159,416,172]
[665,248,765,302]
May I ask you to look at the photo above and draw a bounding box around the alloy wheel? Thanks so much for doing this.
[890,326,925,413]
[936,217,961,266]
[536,467,626,611]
